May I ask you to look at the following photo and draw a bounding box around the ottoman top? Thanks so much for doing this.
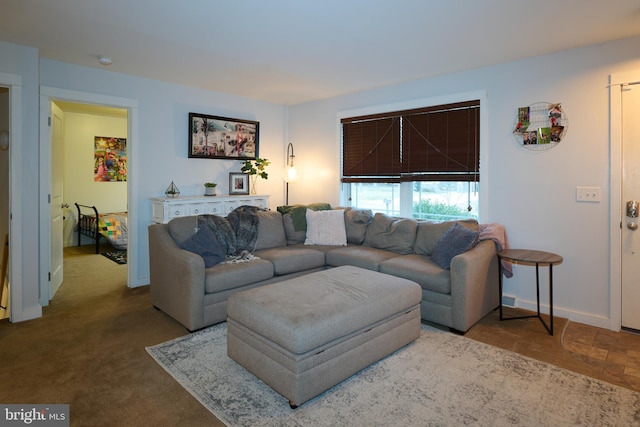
[227,265,421,354]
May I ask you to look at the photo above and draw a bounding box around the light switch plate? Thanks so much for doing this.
[576,186,601,202]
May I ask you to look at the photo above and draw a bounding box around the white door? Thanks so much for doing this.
[49,103,64,299]
[621,82,640,330]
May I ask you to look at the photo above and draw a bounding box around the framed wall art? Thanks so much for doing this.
[189,112,259,159]
[94,136,127,182]
[229,172,249,195]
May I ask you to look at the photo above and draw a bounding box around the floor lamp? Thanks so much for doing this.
[284,142,298,205]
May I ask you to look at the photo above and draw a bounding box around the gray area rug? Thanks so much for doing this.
[146,323,640,426]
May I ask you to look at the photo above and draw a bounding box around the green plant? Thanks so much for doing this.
[241,157,270,179]
[412,199,470,221]
[203,182,217,187]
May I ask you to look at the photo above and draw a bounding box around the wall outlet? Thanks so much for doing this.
[576,186,601,202]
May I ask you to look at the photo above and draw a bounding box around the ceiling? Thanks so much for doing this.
[2,0,640,105]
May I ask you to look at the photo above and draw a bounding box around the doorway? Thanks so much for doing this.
[39,86,139,309]
[48,100,129,303]
[0,87,8,319]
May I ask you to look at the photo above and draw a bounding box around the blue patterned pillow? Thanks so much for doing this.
[431,222,479,269]
[180,225,225,268]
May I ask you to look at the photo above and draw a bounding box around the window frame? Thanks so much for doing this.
[338,91,488,221]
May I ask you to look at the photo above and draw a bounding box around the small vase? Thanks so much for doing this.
[204,187,216,196]
[250,175,258,195]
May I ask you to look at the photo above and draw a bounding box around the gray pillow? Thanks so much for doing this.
[363,213,418,254]
[344,208,373,244]
[179,224,226,268]
[431,222,479,269]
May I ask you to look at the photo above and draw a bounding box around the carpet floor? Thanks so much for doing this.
[147,323,640,427]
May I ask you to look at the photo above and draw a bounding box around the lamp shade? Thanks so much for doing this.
[284,165,298,182]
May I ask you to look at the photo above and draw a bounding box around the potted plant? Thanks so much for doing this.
[241,157,270,194]
[203,182,217,196]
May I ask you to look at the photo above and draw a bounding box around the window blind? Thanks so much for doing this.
[341,100,479,183]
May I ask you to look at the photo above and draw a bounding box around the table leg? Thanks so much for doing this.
[498,256,503,320]
[535,263,541,318]
[549,264,554,335]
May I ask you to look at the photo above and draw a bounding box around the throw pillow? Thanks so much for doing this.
[430,222,479,269]
[179,224,226,268]
[363,213,418,254]
[304,209,347,246]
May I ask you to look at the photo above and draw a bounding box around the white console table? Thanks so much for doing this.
[150,195,269,224]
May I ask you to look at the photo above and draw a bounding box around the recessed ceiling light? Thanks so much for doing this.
[98,56,112,66]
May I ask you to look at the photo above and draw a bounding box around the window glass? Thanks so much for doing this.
[347,181,478,221]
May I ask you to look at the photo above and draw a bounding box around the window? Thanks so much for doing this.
[341,100,480,221]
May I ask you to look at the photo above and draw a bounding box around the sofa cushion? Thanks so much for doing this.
[343,207,373,244]
[179,224,226,268]
[380,254,451,294]
[282,213,306,244]
[326,246,400,271]
[277,203,332,231]
[430,222,479,269]
[254,210,287,251]
[363,213,418,255]
[413,219,479,256]
[204,259,274,294]
[254,246,326,275]
[304,209,347,246]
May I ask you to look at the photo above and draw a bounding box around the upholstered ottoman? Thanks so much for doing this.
[226,265,422,407]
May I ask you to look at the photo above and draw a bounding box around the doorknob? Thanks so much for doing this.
[628,222,638,231]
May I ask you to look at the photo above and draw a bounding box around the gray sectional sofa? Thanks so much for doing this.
[148,206,499,333]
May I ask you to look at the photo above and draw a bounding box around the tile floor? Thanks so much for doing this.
[466,307,640,393]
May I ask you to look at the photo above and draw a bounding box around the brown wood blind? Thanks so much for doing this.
[342,100,479,183]
[341,116,401,183]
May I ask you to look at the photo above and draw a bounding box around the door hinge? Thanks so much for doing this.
[48,116,51,126]
[48,272,51,282]
[48,194,51,204]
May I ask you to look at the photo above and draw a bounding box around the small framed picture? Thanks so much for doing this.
[229,173,249,195]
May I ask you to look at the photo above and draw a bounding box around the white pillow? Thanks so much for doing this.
[304,209,347,246]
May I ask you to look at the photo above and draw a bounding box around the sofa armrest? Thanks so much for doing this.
[449,240,499,332]
[148,223,206,331]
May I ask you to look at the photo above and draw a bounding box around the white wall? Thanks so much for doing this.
[61,109,128,213]
[288,35,640,328]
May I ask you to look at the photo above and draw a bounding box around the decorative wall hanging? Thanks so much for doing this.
[188,113,259,160]
[94,136,127,182]
[513,102,568,151]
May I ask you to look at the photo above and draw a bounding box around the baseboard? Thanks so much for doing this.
[514,297,612,330]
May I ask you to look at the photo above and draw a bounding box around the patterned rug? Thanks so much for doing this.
[101,250,127,265]
[146,323,640,426]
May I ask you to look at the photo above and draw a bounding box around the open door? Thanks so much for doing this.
[49,102,64,299]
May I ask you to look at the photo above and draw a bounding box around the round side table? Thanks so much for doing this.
[497,249,563,335]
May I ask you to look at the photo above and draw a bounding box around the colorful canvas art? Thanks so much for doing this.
[94,136,127,182]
